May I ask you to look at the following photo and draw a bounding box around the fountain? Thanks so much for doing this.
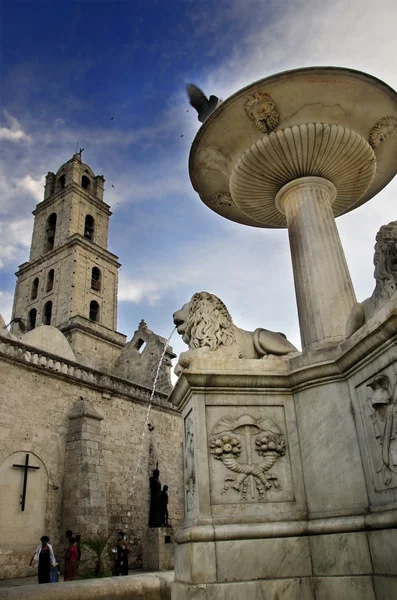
[170,68,397,599]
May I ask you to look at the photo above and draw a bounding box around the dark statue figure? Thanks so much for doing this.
[161,485,169,526]
[148,463,163,527]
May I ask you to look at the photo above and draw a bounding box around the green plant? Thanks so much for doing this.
[80,534,111,578]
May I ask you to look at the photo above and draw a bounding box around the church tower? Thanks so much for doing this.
[11,153,126,371]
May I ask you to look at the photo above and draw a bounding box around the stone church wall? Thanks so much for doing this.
[0,336,183,579]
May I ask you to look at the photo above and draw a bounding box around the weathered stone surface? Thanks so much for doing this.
[309,532,372,576]
[0,571,173,599]
[62,398,108,536]
[142,527,174,570]
[115,319,176,395]
[368,529,397,575]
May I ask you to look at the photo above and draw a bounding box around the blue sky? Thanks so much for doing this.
[2,0,397,365]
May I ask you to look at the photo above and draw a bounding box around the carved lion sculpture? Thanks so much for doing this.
[346,221,397,337]
[173,292,298,374]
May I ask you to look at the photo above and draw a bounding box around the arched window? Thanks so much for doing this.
[89,300,100,323]
[81,175,90,190]
[84,215,95,240]
[59,174,66,189]
[43,301,52,325]
[91,267,101,291]
[31,277,39,300]
[28,308,37,331]
[44,213,57,252]
[46,269,54,292]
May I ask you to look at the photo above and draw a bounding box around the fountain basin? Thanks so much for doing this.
[190,66,397,228]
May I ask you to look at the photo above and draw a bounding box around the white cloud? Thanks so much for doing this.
[0,111,31,143]
[119,277,162,305]
[0,218,32,268]
[19,174,45,202]
[0,291,13,325]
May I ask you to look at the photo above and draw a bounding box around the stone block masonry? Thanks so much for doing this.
[62,398,108,536]
[0,335,183,579]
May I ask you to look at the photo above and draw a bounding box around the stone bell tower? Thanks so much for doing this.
[11,153,126,371]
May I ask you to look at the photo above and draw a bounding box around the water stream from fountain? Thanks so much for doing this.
[131,325,177,491]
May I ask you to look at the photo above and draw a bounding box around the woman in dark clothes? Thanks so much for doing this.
[29,536,56,584]
[114,531,130,576]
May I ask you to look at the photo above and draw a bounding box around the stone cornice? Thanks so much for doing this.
[68,398,104,421]
[0,334,178,414]
[174,509,397,544]
[16,234,120,275]
[59,316,126,347]
[33,183,112,216]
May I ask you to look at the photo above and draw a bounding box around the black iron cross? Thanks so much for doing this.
[12,454,40,511]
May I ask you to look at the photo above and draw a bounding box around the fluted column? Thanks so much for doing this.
[276,177,356,350]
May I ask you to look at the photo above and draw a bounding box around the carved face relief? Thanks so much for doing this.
[244,91,280,134]
[369,117,397,149]
[207,192,234,208]
[209,414,286,501]
[173,303,190,337]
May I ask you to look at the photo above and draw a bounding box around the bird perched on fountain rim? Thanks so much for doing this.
[186,84,222,123]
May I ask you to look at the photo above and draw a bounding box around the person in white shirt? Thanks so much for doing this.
[29,536,56,584]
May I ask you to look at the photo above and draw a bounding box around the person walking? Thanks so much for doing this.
[114,531,130,576]
[64,536,79,581]
[29,536,56,584]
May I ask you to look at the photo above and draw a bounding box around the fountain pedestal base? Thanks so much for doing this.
[170,299,397,599]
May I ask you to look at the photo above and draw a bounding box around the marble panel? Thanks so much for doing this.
[206,578,314,600]
[373,575,397,600]
[215,536,311,581]
[207,404,294,505]
[172,582,207,600]
[205,391,306,524]
[368,529,397,575]
[310,531,372,576]
[312,576,375,600]
[174,541,217,584]
[294,379,368,518]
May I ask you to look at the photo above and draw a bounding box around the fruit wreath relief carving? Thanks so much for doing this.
[209,414,286,501]
[366,374,397,487]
